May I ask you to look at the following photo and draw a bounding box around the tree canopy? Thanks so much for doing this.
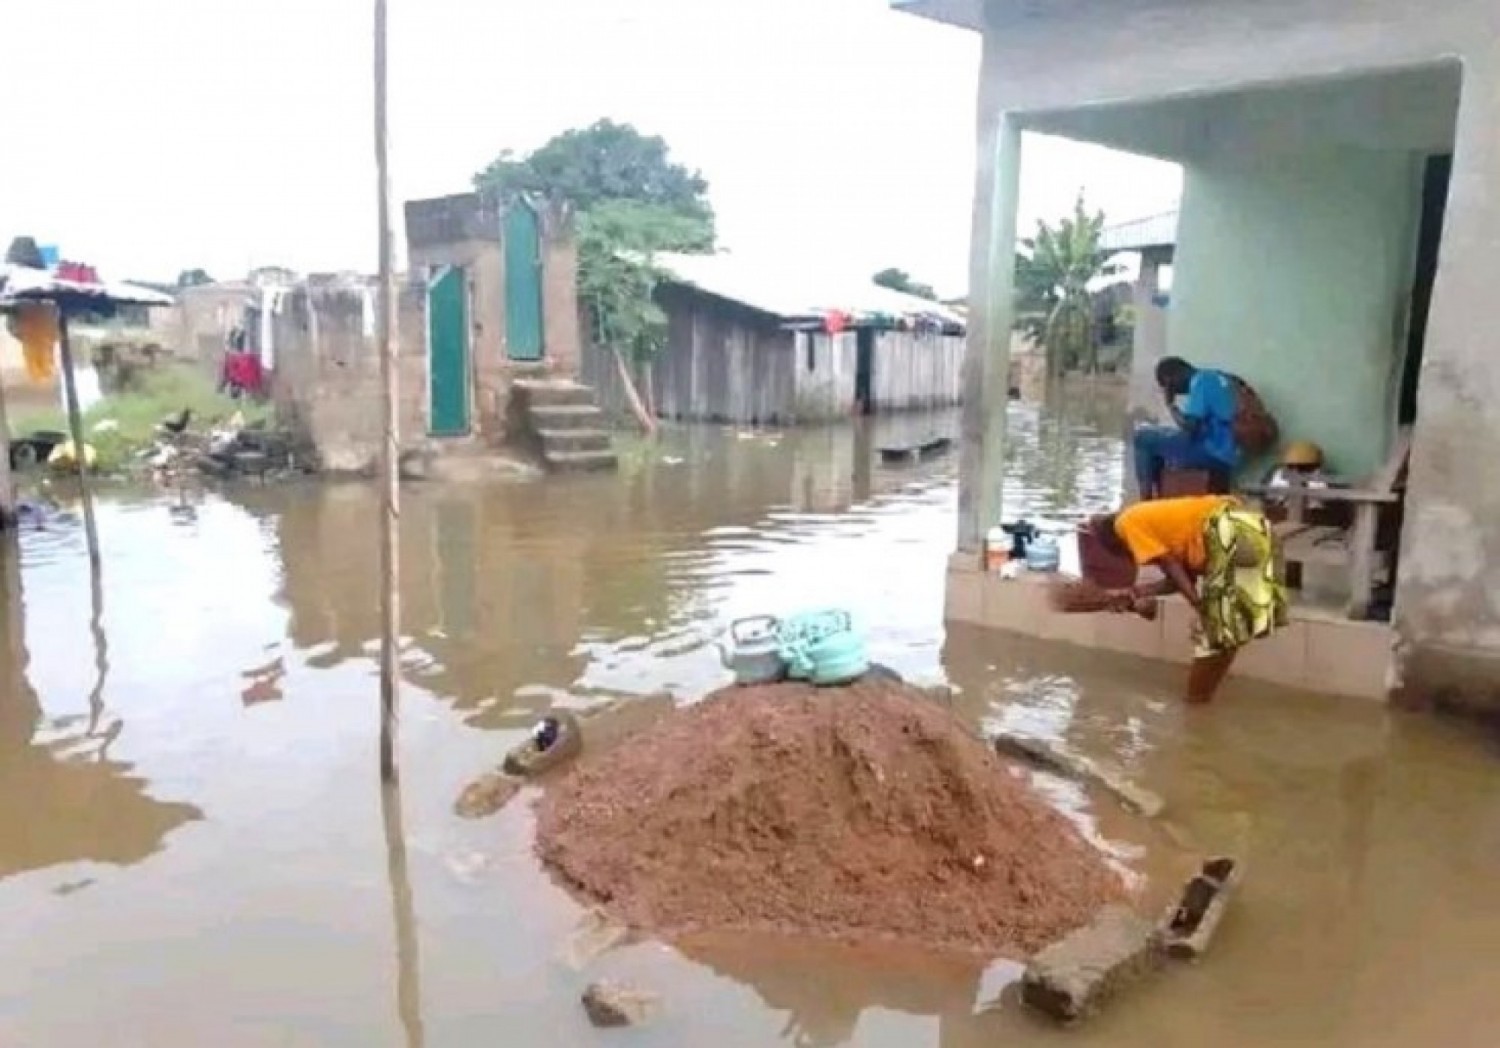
[176,268,214,288]
[475,119,714,245]
[475,120,715,427]
[872,267,938,301]
[1012,194,1118,375]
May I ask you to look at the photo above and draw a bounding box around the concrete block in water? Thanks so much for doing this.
[1021,905,1162,1023]
[1157,857,1242,960]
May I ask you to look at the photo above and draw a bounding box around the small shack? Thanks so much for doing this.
[268,193,607,473]
[582,252,966,425]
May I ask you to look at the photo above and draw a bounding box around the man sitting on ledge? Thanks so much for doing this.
[1132,356,1241,500]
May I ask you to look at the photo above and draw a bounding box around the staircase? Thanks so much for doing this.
[510,379,618,472]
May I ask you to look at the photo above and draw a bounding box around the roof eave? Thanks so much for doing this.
[890,0,983,32]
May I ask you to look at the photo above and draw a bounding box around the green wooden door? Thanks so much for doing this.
[504,203,544,361]
[427,265,470,436]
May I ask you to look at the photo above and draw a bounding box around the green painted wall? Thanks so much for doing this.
[1169,146,1422,478]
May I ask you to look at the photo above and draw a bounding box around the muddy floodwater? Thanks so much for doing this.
[3,394,1499,1046]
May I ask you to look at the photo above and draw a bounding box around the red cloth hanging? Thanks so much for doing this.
[824,310,851,334]
[222,351,266,396]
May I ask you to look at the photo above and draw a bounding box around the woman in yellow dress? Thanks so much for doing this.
[1084,494,1287,703]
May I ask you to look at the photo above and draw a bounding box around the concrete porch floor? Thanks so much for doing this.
[946,556,1394,701]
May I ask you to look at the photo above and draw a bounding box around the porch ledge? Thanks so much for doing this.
[945,558,1394,701]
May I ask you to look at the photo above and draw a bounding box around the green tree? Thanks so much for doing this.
[1013,194,1116,376]
[475,119,714,241]
[872,267,938,301]
[175,268,214,288]
[475,121,715,432]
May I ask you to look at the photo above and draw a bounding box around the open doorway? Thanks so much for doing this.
[1398,153,1452,426]
[855,329,875,415]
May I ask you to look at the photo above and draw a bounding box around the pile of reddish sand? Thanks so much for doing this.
[535,679,1125,955]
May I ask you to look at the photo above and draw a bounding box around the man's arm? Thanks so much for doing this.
[1131,575,1179,600]
[1174,375,1207,435]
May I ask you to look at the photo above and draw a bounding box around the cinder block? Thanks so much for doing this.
[1021,905,1162,1023]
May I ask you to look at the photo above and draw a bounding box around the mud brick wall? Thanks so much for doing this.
[540,206,582,379]
[271,284,426,474]
[407,193,511,438]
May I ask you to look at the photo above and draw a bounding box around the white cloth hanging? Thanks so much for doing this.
[360,286,375,338]
[258,287,275,370]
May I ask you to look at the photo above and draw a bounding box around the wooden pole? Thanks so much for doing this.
[381,780,426,1046]
[57,314,101,568]
[374,0,401,783]
[0,365,15,530]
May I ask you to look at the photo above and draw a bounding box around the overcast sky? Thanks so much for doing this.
[0,0,1179,296]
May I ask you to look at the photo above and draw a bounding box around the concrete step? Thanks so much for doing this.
[513,380,597,408]
[529,404,606,431]
[538,428,612,454]
[544,449,619,473]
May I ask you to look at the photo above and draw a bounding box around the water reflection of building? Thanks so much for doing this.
[267,416,961,727]
[0,548,200,879]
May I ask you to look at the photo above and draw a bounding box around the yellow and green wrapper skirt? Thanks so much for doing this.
[1194,505,1287,659]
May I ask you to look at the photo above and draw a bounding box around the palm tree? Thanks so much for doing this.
[1014,194,1112,377]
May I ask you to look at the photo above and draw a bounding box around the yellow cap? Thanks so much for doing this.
[1282,440,1323,468]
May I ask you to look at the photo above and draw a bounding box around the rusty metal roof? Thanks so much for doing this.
[652,252,966,331]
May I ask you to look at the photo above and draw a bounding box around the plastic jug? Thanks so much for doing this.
[1025,536,1061,573]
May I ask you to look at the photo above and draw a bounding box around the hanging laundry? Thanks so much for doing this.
[55,261,100,284]
[824,310,851,335]
[259,288,276,370]
[10,303,59,381]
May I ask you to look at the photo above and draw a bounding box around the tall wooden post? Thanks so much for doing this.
[374,0,401,783]
[381,779,426,1045]
[0,369,15,530]
[57,315,101,568]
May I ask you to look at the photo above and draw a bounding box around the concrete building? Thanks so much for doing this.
[897,0,1498,710]
[272,193,607,473]
[582,251,966,424]
[1100,210,1177,437]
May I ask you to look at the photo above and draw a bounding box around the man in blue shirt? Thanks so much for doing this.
[1132,356,1240,500]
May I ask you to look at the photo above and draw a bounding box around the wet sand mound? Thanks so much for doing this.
[535,679,1125,955]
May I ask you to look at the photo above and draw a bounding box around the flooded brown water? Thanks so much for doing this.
[3,395,1499,1046]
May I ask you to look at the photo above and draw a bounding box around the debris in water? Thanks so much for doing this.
[1020,904,1162,1023]
[535,679,1124,955]
[581,980,660,1028]
[503,711,582,777]
[991,729,1165,819]
[444,848,492,884]
[454,771,522,819]
[561,907,632,970]
[1157,856,1241,960]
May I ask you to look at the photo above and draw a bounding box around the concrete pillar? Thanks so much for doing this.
[1121,249,1170,502]
[1393,57,1500,711]
[955,25,1022,554]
